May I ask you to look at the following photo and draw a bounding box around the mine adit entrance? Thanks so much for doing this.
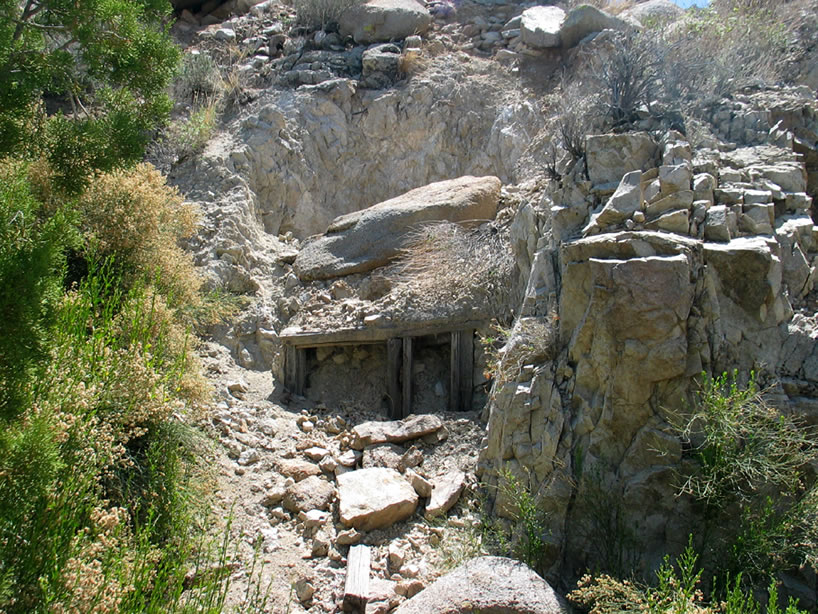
[280,320,481,418]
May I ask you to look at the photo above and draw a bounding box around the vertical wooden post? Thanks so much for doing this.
[451,330,475,412]
[459,329,474,412]
[402,336,413,418]
[387,338,402,420]
[284,345,307,397]
[450,331,461,413]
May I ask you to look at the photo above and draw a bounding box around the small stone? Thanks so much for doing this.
[283,476,336,513]
[335,528,362,546]
[227,381,248,400]
[337,450,361,467]
[301,420,315,433]
[262,484,286,507]
[215,28,237,43]
[388,543,406,572]
[395,579,424,598]
[277,458,322,481]
[304,446,330,461]
[405,469,433,498]
[294,577,315,603]
[319,456,338,473]
[398,446,423,472]
[237,448,260,466]
[300,509,331,527]
[425,471,467,519]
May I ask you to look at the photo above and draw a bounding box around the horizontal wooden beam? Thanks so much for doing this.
[280,319,487,348]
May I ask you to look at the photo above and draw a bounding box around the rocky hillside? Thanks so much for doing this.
[162,0,818,611]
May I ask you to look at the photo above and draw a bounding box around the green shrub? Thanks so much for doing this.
[498,467,550,574]
[77,163,202,309]
[676,372,818,592]
[569,539,810,614]
[0,159,76,418]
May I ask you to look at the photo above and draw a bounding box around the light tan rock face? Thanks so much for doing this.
[337,468,418,530]
[393,556,569,614]
[339,0,431,45]
[294,176,501,281]
[586,132,658,185]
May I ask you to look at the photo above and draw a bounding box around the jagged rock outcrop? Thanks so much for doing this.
[293,176,501,280]
[479,86,818,574]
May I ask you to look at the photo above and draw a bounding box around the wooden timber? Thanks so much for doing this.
[450,329,475,412]
[386,338,402,419]
[342,545,371,613]
[280,319,486,348]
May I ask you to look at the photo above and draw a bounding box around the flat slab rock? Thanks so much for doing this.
[337,467,418,531]
[294,176,501,281]
[393,556,570,614]
[351,414,444,450]
[425,470,466,519]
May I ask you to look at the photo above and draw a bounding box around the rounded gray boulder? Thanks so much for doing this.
[393,556,570,614]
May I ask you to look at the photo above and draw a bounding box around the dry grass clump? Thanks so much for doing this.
[483,316,558,386]
[389,221,515,320]
[294,0,363,29]
[78,163,201,307]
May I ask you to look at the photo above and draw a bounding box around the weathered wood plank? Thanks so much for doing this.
[450,331,461,413]
[402,336,413,419]
[280,319,488,348]
[342,544,371,613]
[284,346,307,396]
[459,329,475,412]
[387,338,402,420]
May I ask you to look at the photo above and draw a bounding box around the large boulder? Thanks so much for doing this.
[560,5,638,49]
[351,414,444,450]
[393,556,569,614]
[586,132,658,185]
[520,6,565,49]
[339,0,432,45]
[294,176,501,281]
[622,0,684,23]
[337,468,418,530]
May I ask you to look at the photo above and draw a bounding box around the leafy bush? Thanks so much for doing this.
[0,159,76,418]
[675,372,818,591]
[569,539,809,614]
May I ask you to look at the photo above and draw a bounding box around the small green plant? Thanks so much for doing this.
[498,467,550,574]
[568,538,810,614]
[574,468,642,579]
